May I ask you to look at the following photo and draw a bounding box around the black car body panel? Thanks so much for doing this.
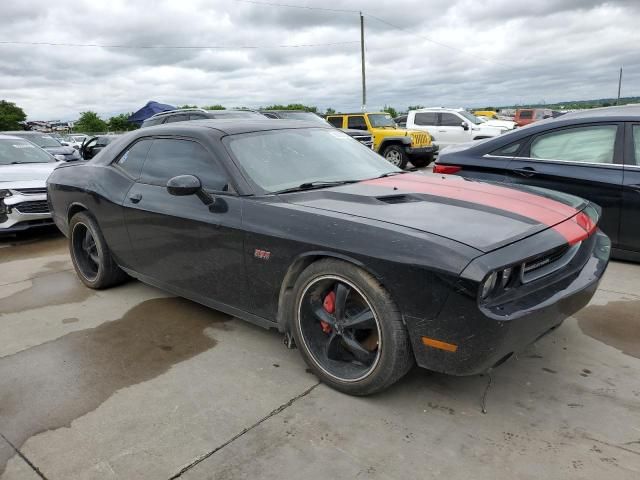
[435,105,640,260]
[47,120,610,376]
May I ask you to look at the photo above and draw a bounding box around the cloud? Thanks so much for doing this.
[0,0,638,119]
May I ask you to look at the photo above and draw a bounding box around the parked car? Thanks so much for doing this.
[394,115,407,128]
[63,134,89,150]
[326,112,437,168]
[514,108,553,127]
[0,134,59,232]
[406,108,503,149]
[141,108,264,127]
[3,131,81,161]
[47,119,609,395]
[473,110,499,119]
[80,135,120,160]
[434,104,640,261]
[259,110,373,149]
[475,115,518,131]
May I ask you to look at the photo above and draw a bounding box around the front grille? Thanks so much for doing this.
[410,132,430,147]
[14,187,47,195]
[14,200,49,214]
[521,243,579,283]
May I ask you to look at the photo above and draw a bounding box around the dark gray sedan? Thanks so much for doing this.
[434,105,640,261]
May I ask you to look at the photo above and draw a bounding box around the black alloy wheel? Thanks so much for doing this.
[72,222,100,281]
[298,275,382,382]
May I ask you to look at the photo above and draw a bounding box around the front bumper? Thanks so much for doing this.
[0,192,53,232]
[407,230,610,375]
[405,145,439,157]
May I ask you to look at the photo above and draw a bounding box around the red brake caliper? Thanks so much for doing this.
[320,291,335,334]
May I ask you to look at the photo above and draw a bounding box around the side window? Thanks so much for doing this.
[519,110,533,119]
[440,113,463,127]
[115,139,153,179]
[164,114,188,124]
[414,112,437,126]
[140,139,229,191]
[327,117,343,128]
[262,113,278,119]
[189,114,207,120]
[490,141,523,157]
[347,116,368,130]
[530,125,617,164]
[632,125,640,165]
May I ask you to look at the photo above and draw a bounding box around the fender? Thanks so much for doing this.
[378,136,411,152]
[275,250,386,333]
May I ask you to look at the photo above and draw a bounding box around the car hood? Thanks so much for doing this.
[283,173,590,253]
[471,124,503,136]
[0,162,59,184]
[482,119,516,130]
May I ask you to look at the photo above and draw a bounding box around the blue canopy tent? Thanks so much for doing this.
[128,101,176,125]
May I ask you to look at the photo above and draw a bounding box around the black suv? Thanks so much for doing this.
[259,110,374,149]
[141,108,264,128]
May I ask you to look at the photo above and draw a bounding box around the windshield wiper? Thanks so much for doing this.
[272,180,360,195]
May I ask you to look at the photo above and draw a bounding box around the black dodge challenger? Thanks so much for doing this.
[47,119,610,395]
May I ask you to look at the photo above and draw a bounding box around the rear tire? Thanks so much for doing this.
[291,259,414,395]
[69,211,128,289]
[382,145,408,169]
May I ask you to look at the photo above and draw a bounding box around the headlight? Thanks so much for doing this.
[480,266,516,300]
[480,272,498,299]
[0,189,12,198]
[54,154,66,161]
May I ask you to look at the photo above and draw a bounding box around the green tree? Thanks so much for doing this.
[325,107,336,115]
[0,100,27,130]
[262,103,317,113]
[178,104,198,109]
[74,111,108,133]
[202,104,226,110]
[407,104,425,111]
[107,113,138,132]
[382,105,397,118]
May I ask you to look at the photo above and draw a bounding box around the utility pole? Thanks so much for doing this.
[617,67,623,105]
[360,12,366,111]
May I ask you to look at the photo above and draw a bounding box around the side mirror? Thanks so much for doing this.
[166,175,202,196]
[461,121,469,131]
[60,141,69,146]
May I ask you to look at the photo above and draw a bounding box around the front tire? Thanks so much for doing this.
[409,154,434,168]
[69,211,128,289]
[382,145,408,169]
[291,259,414,395]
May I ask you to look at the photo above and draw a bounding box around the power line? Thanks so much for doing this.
[234,0,359,14]
[0,40,359,49]
[364,14,510,68]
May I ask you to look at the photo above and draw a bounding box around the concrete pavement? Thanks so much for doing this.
[1,227,639,479]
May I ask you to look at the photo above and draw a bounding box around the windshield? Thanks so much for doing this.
[0,139,55,165]
[225,128,400,193]
[367,114,396,127]
[19,134,62,148]
[458,111,482,125]
[273,111,329,125]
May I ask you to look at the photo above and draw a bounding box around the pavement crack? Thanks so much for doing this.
[168,382,320,479]
[0,432,48,479]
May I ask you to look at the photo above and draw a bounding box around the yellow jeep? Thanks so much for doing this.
[473,110,499,119]
[326,112,438,168]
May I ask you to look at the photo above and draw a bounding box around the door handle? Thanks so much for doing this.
[513,167,537,177]
[129,193,142,204]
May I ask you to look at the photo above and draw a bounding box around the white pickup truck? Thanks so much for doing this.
[406,107,503,149]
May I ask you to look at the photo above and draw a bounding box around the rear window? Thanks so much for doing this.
[518,110,533,119]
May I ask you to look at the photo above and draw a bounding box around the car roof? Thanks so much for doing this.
[139,118,331,136]
[558,103,640,119]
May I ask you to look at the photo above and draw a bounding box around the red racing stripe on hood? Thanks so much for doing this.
[364,174,593,244]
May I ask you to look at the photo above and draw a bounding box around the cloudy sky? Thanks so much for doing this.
[1,0,639,120]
